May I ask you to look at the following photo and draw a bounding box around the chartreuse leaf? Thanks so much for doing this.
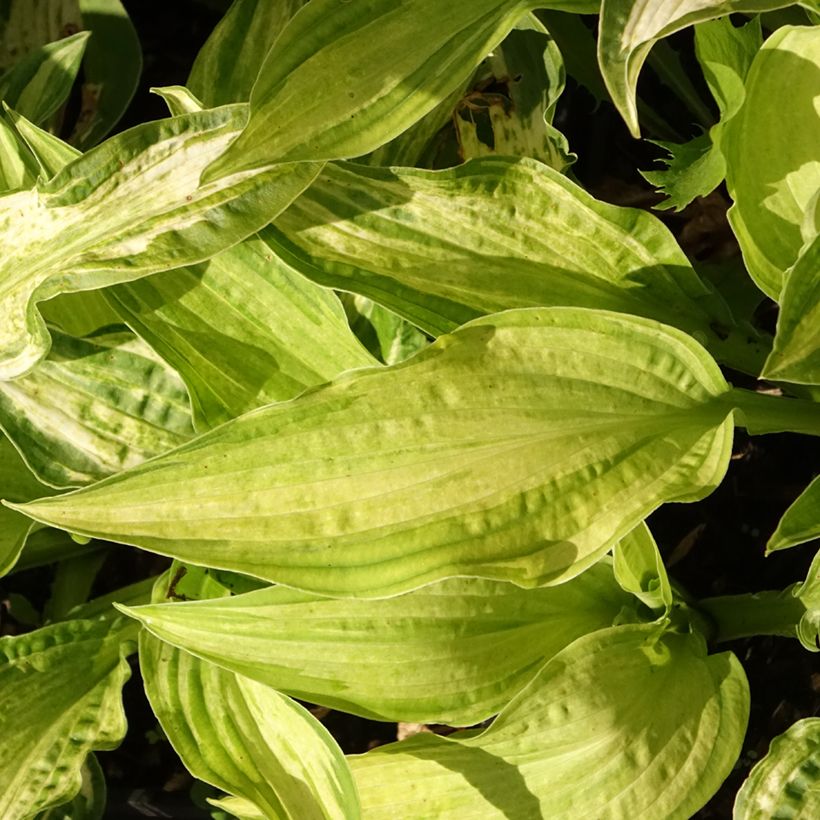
[763,235,820,384]
[724,25,820,300]
[350,624,749,819]
[613,521,673,614]
[0,329,194,488]
[12,308,734,598]
[734,717,820,819]
[597,0,799,138]
[0,615,136,819]
[0,105,322,380]
[768,475,820,552]
[188,0,307,106]
[205,0,552,176]
[342,294,429,365]
[0,435,58,575]
[35,754,106,820]
[794,549,820,651]
[121,561,631,726]
[643,17,762,211]
[71,0,142,149]
[139,568,361,820]
[270,157,765,374]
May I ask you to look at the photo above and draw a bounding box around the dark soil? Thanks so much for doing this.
[3,3,818,816]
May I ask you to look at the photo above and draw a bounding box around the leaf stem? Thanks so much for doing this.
[699,587,805,643]
[728,387,820,437]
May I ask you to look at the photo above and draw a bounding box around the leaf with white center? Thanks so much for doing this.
[205,0,552,176]
[0,616,135,820]
[270,156,765,375]
[0,103,322,380]
[122,561,631,726]
[734,717,820,819]
[613,521,672,614]
[768,475,820,552]
[350,624,749,819]
[0,329,194,488]
[13,308,734,598]
[106,228,375,431]
[597,0,800,138]
[35,754,106,820]
[0,435,58,575]
[762,235,820,384]
[0,1,83,72]
[0,31,89,125]
[188,0,308,106]
[724,25,820,299]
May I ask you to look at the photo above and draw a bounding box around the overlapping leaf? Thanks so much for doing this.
[0,104,322,380]
[350,624,749,819]
[613,521,673,614]
[0,1,83,71]
[0,616,135,819]
[13,308,734,597]
[0,329,193,487]
[35,754,106,820]
[270,156,763,373]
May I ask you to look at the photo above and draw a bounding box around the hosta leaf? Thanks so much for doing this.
[106,228,375,431]
[270,157,764,374]
[5,106,81,179]
[0,616,135,819]
[71,0,141,148]
[188,0,308,106]
[734,717,820,819]
[122,562,632,726]
[724,25,820,299]
[0,108,38,189]
[205,0,545,176]
[768,474,820,552]
[762,235,820,384]
[40,290,122,338]
[0,1,83,71]
[13,308,734,598]
[613,521,672,614]
[0,31,88,125]
[350,624,749,819]
[0,329,194,488]
[794,549,820,651]
[35,754,106,820]
[0,104,322,380]
[597,0,799,137]
[0,435,57,575]
[343,295,429,366]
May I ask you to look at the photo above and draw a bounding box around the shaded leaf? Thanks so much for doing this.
[0,1,83,71]
[35,754,106,820]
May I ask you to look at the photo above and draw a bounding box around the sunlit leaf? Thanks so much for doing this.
[768,474,820,552]
[34,753,106,820]
[350,624,749,819]
[13,308,734,598]
[0,1,83,71]
[613,521,672,614]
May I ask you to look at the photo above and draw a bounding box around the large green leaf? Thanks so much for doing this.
[188,0,308,106]
[122,562,631,725]
[205,0,548,176]
[768,474,820,552]
[734,717,820,819]
[724,25,820,299]
[350,624,749,819]
[270,157,765,374]
[0,104,322,380]
[12,308,734,597]
[0,435,57,575]
[0,329,193,488]
[762,234,820,384]
[0,616,135,819]
[597,0,800,137]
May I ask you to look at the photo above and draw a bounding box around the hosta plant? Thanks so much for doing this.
[1,0,819,818]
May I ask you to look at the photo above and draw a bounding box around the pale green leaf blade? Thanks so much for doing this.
[762,235,820,383]
[122,563,631,725]
[0,31,89,124]
[0,616,135,820]
[768,475,820,552]
[597,0,796,137]
[613,521,672,613]
[0,434,58,575]
[71,0,142,149]
[13,308,734,597]
[205,0,542,176]
[106,230,376,431]
[343,294,429,366]
[351,624,749,819]
[270,157,764,374]
[35,754,106,820]
[734,717,820,819]
[0,108,38,189]
[141,622,361,819]
[0,104,323,380]
[0,1,82,70]
[0,329,194,487]
[724,25,820,299]
[188,0,308,106]
[5,106,81,179]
